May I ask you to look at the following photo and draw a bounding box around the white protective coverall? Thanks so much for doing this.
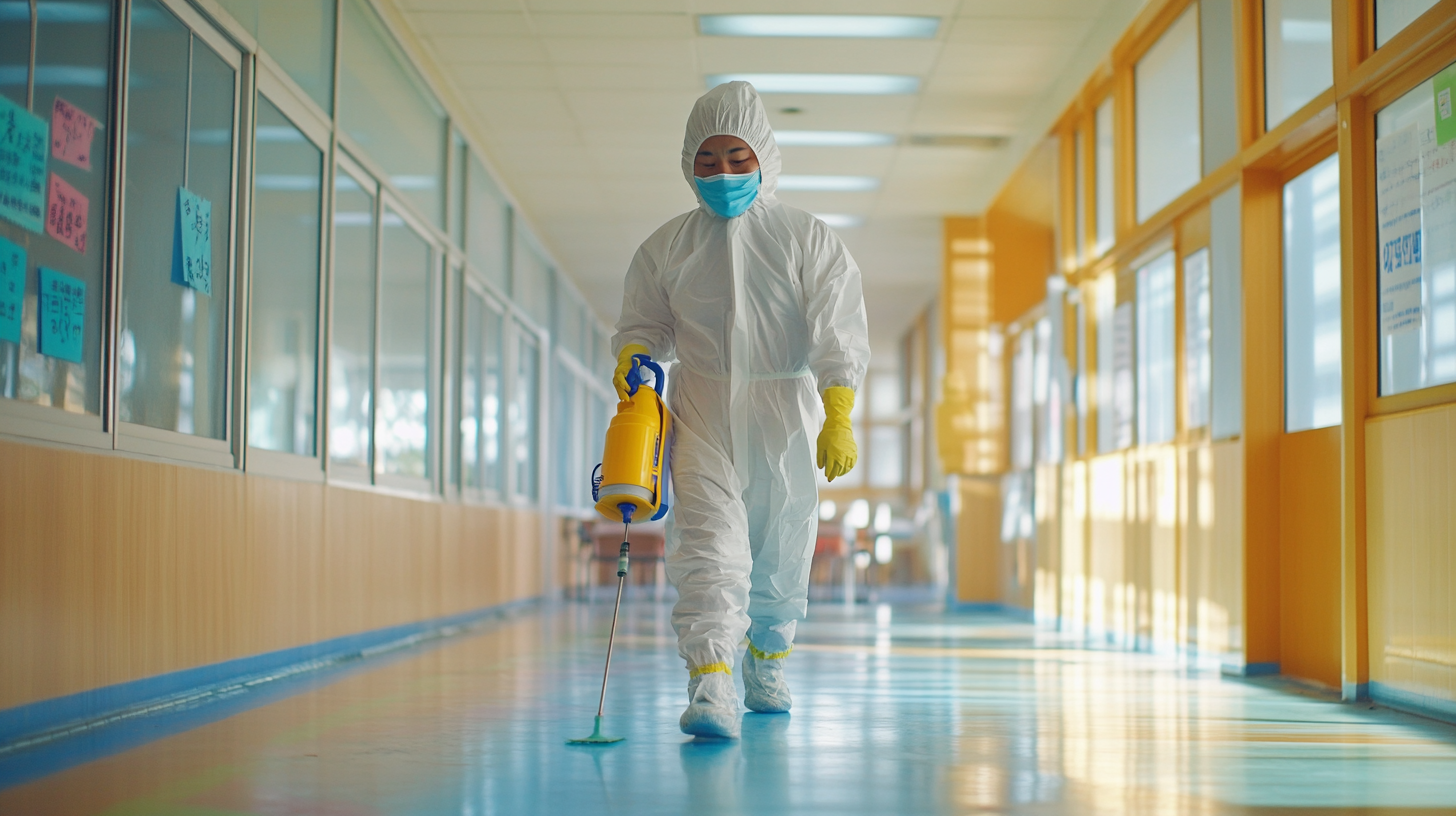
[612,81,870,676]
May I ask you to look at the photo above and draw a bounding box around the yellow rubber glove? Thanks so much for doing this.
[817,386,857,482]
[613,343,650,401]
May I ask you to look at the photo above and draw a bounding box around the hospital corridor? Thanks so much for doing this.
[4,0,1456,813]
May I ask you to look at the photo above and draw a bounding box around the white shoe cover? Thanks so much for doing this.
[742,648,792,713]
[680,671,741,739]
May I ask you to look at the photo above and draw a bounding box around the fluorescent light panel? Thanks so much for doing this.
[707,73,919,95]
[814,213,865,229]
[699,14,940,38]
[775,131,895,147]
[777,175,879,192]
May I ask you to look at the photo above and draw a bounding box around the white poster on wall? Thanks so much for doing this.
[1376,124,1423,339]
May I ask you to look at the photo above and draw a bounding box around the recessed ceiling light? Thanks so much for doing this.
[814,213,865,229]
[707,73,919,95]
[699,14,940,39]
[775,131,896,147]
[777,175,880,192]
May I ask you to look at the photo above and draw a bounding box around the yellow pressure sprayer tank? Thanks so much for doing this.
[592,354,672,525]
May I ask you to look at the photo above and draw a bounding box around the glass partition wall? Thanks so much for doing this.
[0,0,612,511]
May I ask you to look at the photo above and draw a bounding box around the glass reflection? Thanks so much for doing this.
[247,97,321,456]
[118,2,234,438]
[375,207,431,481]
[328,172,374,470]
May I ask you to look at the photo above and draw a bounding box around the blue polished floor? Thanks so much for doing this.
[3,599,1456,814]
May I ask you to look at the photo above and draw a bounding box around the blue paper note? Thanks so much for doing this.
[172,187,212,295]
[38,266,83,363]
[0,234,22,343]
[0,95,50,233]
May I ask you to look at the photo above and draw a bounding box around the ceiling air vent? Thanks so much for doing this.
[905,134,1008,149]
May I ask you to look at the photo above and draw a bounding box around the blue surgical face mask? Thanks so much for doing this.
[694,170,760,218]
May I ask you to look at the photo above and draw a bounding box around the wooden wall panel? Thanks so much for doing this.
[1279,426,1343,688]
[1367,404,1456,704]
[0,440,546,711]
[955,476,1002,604]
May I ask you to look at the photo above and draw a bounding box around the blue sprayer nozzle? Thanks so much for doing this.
[618,503,635,525]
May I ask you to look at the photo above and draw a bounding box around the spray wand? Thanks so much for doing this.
[567,504,634,745]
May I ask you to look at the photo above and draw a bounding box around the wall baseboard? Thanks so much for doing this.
[0,598,539,754]
[1370,681,1456,726]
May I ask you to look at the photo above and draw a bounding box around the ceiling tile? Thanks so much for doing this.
[430,36,550,64]
[542,37,697,67]
[526,0,687,11]
[694,38,940,75]
[551,64,702,91]
[530,12,693,38]
[409,12,531,37]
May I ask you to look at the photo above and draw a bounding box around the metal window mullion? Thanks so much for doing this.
[183,35,192,188]
[320,0,343,478]
[106,0,135,444]
[369,195,383,483]
[232,54,257,468]
[26,0,36,110]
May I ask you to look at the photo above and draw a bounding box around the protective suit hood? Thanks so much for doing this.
[681,81,781,211]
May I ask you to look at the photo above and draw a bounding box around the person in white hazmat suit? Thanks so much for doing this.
[611,81,870,739]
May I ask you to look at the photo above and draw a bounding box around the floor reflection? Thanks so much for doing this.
[1,601,1455,814]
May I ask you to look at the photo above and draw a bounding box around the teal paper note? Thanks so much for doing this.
[38,266,83,363]
[0,234,22,343]
[1437,64,1456,146]
[0,95,50,233]
[172,187,212,295]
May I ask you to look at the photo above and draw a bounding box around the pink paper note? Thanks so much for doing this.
[51,97,98,171]
[46,173,88,255]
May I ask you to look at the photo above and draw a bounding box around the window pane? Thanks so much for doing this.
[328,173,374,469]
[1200,0,1239,172]
[0,3,27,108]
[868,424,903,488]
[1377,0,1443,48]
[213,0,334,113]
[449,132,466,247]
[248,97,322,456]
[1284,154,1342,433]
[1094,98,1115,255]
[1376,72,1456,396]
[1135,6,1200,223]
[1095,275,1117,452]
[555,291,585,363]
[552,359,577,507]
[0,0,114,414]
[512,326,538,498]
[118,6,235,438]
[375,207,432,480]
[1210,184,1243,440]
[1137,252,1176,445]
[338,0,444,226]
[512,226,553,326]
[460,289,481,489]
[1264,0,1333,129]
[1010,331,1033,469]
[466,151,509,292]
[1184,248,1212,429]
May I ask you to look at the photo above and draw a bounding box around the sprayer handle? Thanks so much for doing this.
[617,541,630,577]
[625,354,667,397]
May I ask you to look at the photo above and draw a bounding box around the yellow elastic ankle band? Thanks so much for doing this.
[748,642,793,661]
[689,661,732,678]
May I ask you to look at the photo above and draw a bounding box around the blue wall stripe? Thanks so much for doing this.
[0,598,537,750]
[1370,681,1456,726]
